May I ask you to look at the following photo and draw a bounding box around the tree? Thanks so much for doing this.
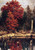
[25,5,32,30]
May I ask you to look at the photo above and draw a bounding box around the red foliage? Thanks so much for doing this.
[6,11,18,31]
[1,0,24,19]
[1,0,24,31]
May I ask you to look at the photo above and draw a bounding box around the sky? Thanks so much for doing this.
[0,0,35,12]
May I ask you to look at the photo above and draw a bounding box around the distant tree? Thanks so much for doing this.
[33,6,35,31]
[25,5,32,30]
